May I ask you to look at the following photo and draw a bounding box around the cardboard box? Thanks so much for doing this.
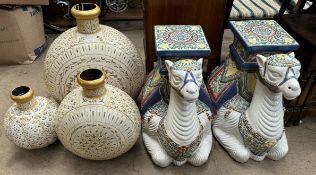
[0,5,46,65]
[0,0,49,5]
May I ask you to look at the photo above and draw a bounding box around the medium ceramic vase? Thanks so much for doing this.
[56,68,141,160]
[44,3,144,102]
[4,86,58,149]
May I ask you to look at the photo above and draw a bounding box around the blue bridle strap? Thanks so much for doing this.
[179,71,198,91]
[278,67,297,86]
[260,65,298,92]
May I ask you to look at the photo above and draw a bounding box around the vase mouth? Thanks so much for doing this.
[78,69,106,89]
[71,3,101,20]
[11,86,34,103]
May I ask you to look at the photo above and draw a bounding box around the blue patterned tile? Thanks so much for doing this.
[155,25,211,57]
[229,20,299,53]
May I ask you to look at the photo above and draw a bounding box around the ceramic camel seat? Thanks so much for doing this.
[140,59,213,167]
[207,53,301,163]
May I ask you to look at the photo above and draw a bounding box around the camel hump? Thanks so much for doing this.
[146,100,168,119]
[142,100,167,133]
[196,100,212,115]
[222,94,250,114]
[139,66,165,114]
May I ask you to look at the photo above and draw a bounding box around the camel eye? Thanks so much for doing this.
[270,71,281,77]
[267,69,281,83]
[173,75,182,82]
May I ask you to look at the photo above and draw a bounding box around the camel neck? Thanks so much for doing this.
[247,79,284,139]
[164,88,200,145]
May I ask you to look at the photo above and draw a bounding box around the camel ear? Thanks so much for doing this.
[197,58,203,69]
[289,52,295,57]
[165,60,173,73]
[256,54,267,68]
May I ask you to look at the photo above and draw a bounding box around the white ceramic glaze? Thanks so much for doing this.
[4,86,58,149]
[212,53,301,162]
[142,59,213,167]
[56,69,141,160]
[44,3,144,102]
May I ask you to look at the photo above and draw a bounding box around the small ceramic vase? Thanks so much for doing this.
[44,3,144,102]
[56,68,141,160]
[4,86,58,149]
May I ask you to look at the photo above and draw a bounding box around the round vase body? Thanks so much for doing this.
[4,95,58,149]
[44,20,144,102]
[56,84,141,160]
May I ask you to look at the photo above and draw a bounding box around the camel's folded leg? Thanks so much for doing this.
[142,132,172,167]
[213,126,251,163]
[267,132,288,160]
[212,109,251,163]
[189,131,213,166]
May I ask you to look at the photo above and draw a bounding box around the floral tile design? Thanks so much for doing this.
[238,113,279,156]
[158,56,200,76]
[154,25,211,57]
[237,73,256,102]
[229,20,299,52]
[221,56,242,83]
[266,53,301,67]
[207,65,237,105]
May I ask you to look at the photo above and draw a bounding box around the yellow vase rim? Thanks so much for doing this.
[71,3,101,20]
[77,69,106,89]
[10,86,34,103]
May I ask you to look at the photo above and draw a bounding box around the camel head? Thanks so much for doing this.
[165,58,203,102]
[256,52,301,100]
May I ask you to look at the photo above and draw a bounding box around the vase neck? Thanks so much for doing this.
[78,69,107,98]
[16,98,37,110]
[76,18,100,34]
[11,86,37,110]
[83,85,106,98]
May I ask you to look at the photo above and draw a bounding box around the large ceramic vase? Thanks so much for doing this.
[56,68,141,160]
[44,3,144,102]
[4,86,58,149]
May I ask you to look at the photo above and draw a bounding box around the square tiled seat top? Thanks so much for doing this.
[154,25,211,57]
[229,20,299,53]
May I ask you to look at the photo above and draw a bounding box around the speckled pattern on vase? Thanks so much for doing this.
[44,3,145,102]
[4,86,58,149]
[56,69,141,160]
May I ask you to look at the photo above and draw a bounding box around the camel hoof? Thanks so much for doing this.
[251,154,266,161]
[173,159,187,166]
[189,154,209,166]
[229,149,250,163]
[151,151,172,167]
[268,147,288,160]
